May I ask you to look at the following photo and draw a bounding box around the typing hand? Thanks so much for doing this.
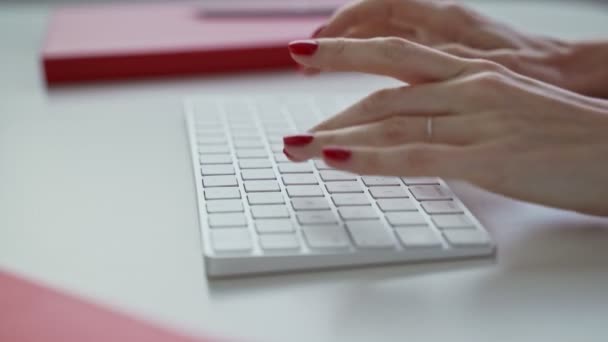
[310,0,608,98]
[284,38,608,216]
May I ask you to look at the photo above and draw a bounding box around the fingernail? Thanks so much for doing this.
[288,40,319,56]
[283,148,296,160]
[283,134,314,146]
[311,25,326,38]
[323,147,352,162]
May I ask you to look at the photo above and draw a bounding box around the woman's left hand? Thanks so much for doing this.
[284,38,608,216]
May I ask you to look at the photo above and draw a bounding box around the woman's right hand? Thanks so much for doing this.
[285,37,608,216]
[312,0,608,98]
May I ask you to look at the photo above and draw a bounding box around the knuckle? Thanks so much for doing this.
[454,71,506,102]
[362,88,394,112]
[469,59,506,74]
[380,117,406,143]
[468,71,510,92]
[332,39,348,59]
[375,37,408,63]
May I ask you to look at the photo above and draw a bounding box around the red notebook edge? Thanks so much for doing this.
[39,2,325,86]
[0,269,228,342]
[42,45,296,85]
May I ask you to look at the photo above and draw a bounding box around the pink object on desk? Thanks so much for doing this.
[41,3,328,85]
[0,269,224,342]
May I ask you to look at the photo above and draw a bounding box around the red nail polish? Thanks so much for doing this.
[311,25,326,38]
[288,40,319,56]
[283,134,314,146]
[323,147,352,162]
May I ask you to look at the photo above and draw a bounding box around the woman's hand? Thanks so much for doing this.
[284,38,608,216]
[311,0,608,98]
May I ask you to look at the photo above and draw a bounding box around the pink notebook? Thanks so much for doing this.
[0,269,224,342]
[42,2,329,85]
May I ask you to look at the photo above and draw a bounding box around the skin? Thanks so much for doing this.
[310,0,608,98]
[284,37,608,216]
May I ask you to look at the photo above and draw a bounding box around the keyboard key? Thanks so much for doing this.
[291,197,330,210]
[432,215,475,229]
[269,144,285,152]
[313,160,332,170]
[443,229,490,247]
[233,140,265,149]
[331,194,370,206]
[251,205,290,218]
[259,234,301,250]
[376,198,417,212]
[274,153,290,163]
[199,145,230,154]
[199,154,233,164]
[361,176,402,186]
[196,129,224,137]
[303,225,351,249]
[239,159,272,169]
[202,175,238,187]
[248,192,285,205]
[369,186,409,198]
[286,185,323,197]
[204,187,240,200]
[278,163,313,173]
[282,174,318,185]
[208,213,248,227]
[325,181,363,193]
[402,177,441,185]
[211,229,252,253]
[224,101,251,116]
[241,169,276,180]
[201,164,235,176]
[346,221,395,249]
[198,137,227,145]
[196,123,223,131]
[319,170,357,181]
[386,212,427,226]
[395,227,442,248]
[206,199,244,213]
[255,219,294,233]
[409,185,452,200]
[268,136,283,144]
[421,201,463,214]
[338,206,379,220]
[297,211,337,225]
[231,131,260,139]
[236,149,268,158]
[232,137,263,144]
[244,180,280,192]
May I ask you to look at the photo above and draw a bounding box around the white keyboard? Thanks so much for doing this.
[185,94,495,277]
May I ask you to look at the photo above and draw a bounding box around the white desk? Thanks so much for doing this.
[1,1,608,341]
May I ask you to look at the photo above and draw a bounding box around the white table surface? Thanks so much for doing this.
[1,1,608,341]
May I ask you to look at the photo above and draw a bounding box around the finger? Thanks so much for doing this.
[284,114,493,160]
[312,84,452,132]
[342,23,417,40]
[319,0,440,38]
[288,38,469,84]
[320,144,484,181]
[318,0,384,38]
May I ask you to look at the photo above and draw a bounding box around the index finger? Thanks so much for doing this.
[288,38,469,84]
